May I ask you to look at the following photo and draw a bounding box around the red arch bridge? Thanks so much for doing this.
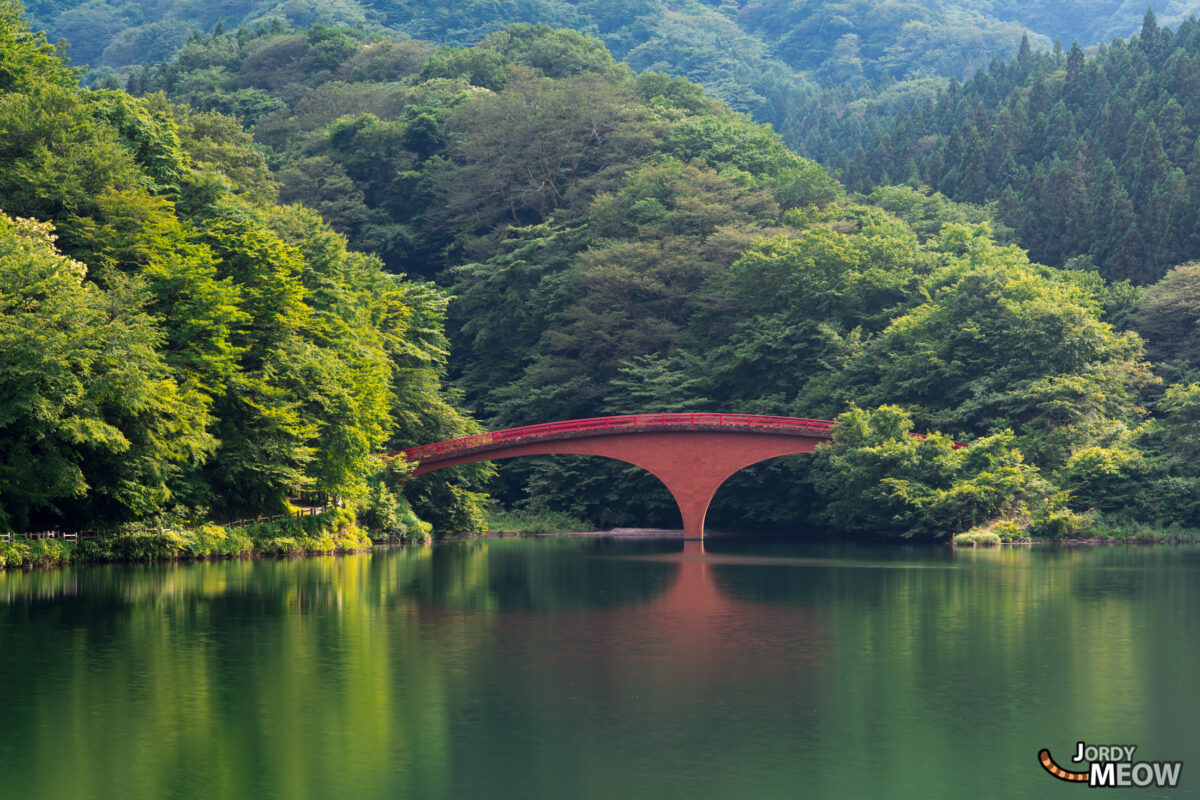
[388,413,957,539]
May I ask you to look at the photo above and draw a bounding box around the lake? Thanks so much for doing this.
[1,536,1196,798]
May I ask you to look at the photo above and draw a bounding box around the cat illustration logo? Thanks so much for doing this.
[1038,743,1183,788]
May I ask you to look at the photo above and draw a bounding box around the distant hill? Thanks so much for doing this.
[31,0,1057,80]
[24,0,1054,158]
[834,9,1200,285]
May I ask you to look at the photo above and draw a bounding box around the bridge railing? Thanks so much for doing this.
[393,413,836,462]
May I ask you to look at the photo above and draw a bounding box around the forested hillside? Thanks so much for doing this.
[30,0,1053,81]
[836,10,1200,287]
[40,0,1200,193]
[26,0,1058,163]
[7,6,1200,543]
[0,1,486,537]
[122,22,1200,538]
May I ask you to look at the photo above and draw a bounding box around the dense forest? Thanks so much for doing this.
[34,0,1200,185]
[17,0,1059,164]
[28,0,1054,82]
[0,0,489,541]
[5,2,1200,550]
[829,9,1200,289]
[129,20,1200,538]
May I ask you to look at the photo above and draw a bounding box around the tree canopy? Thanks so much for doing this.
[0,5,486,533]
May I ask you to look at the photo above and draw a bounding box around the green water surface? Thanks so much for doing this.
[1,537,1196,798]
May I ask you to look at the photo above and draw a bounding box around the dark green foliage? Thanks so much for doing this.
[1133,262,1200,366]
[1127,383,1200,526]
[837,18,1200,285]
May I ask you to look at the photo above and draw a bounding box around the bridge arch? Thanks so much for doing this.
[392,414,836,539]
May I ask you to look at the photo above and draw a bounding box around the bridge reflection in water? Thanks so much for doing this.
[476,538,830,704]
[608,540,828,667]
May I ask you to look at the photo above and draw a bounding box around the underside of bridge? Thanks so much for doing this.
[407,429,826,539]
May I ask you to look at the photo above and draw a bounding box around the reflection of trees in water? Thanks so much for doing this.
[0,553,456,798]
[398,537,678,611]
[2,543,1197,797]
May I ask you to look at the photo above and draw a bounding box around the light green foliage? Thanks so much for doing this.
[954,531,1001,546]
[830,224,1151,466]
[1057,446,1146,512]
[86,89,187,193]
[444,23,622,84]
[0,0,75,92]
[989,518,1031,542]
[171,103,278,204]
[865,185,1011,244]
[0,511,372,568]
[355,454,428,541]
[1025,498,1093,540]
[358,480,429,542]
[0,8,482,535]
[665,115,799,177]
[809,406,1059,540]
[663,114,840,209]
[0,214,212,529]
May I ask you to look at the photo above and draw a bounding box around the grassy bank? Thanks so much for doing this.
[0,509,386,570]
[1080,520,1200,544]
[0,483,449,571]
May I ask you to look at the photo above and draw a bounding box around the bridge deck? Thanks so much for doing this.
[392,413,836,463]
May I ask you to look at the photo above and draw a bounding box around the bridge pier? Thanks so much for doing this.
[666,482,721,541]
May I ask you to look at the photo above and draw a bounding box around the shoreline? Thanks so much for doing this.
[6,526,1199,573]
[481,528,1200,545]
[0,509,416,572]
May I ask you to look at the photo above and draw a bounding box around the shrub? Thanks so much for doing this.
[220,528,254,556]
[181,524,228,558]
[1028,504,1094,540]
[26,539,67,566]
[991,518,1031,543]
[299,535,337,553]
[110,531,168,560]
[954,531,1002,546]
[357,481,416,540]
[486,505,592,533]
[72,540,108,563]
[0,541,30,568]
[261,536,302,555]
